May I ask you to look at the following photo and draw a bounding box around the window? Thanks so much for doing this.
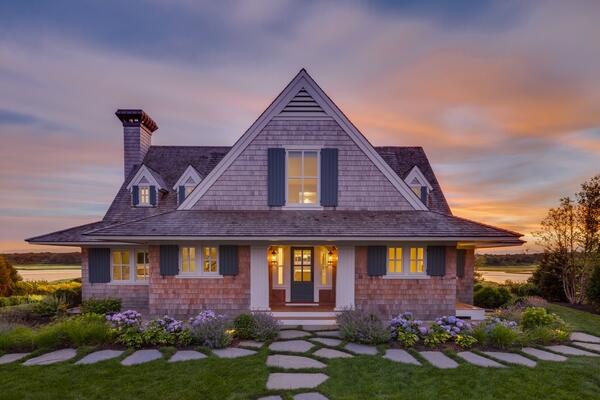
[388,247,403,273]
[181,247,196,273]
[287,150,318,205]
[293,248,312,282]
[136,250,149,281]
[111,248,149,283]
[275,247,284,286]
[179,245,220,277]
[410,247,425,273]
[184,185,195,197]
[112,250,130,281]
[202,246,218,273]
[139,186,150,205]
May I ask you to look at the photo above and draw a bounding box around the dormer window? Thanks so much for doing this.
[174,165,202,205]
[404,166,433,206]
[126,164,166,207]
[287,150,319,205]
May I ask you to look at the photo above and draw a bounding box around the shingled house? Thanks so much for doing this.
[27,69,523,324]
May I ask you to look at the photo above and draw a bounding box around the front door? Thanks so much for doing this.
[291,247,314,302]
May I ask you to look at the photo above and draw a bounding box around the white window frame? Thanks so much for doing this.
[139,185,151,206]
[404,166,433,203]
[284,147,321,208]
[177,244,222,279]
[271,247,286,288]
[109,248,149,285]
[318,247,333,288]
[383,244,429,280]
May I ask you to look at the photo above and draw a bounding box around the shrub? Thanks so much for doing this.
[250,312,280,341]
[521,307,562,330]
[337,309,390,345]
[35,314,112,349]
[390,312,427,347]
[472,317,519,349]
[81,298,122,315]
[530,253,567,302]
[0,295,44,308]
[587,265,600,311]
[106,310,142,328]
[189,310,232,349]
[434,315,472,337]
[455,334,478,349]
[0,255,21,297]
[12,280,81,297]
[423,326,451,348]
[522,326,570,345]
[0,325,35,352]
[141,316,192,347]
[233,313,256,340]
[504,281,540,297]
[32,294,69,319]
[473,286,512,309]
[0,303,48,324]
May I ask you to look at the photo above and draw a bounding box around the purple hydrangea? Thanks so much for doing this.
[155,315,185,333]
[390,311,427,338]
[106,310,142,328]
[189,310,222,327]
[484,317,518,332]
[434,315,471,337]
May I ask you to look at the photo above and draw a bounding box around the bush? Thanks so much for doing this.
[12,280,81,298]
[0,255,21,297]
[0,295,44,308]
[390,312,427,347]
[337,309,390,345]
[423,326,452,348]
[189,310,232,349]
[35,314,112,349]
[81,298,122,315]
[0,303,48,324]
[0,325,35,352]
[473,286,512,309]
[530,253,567,302]
[504,281,540,297]
[587,265,600,311]
[250,312,280,341]
[141,316,192,347]
[233,313,256,340]
[521,307,563,330]
[472,318,519,349]
[523,326,570,345]
[32,294,69,319]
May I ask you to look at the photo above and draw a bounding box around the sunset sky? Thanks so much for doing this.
[1,1,599,253]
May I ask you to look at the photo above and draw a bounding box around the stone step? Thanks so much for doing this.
[313,348,352,359]
[76,350,124,365]
[314,330,341,338]
[121,349,163,366]
[279,330,312,339]
[212,348,256,358]
[267,354,326,369]
[383,349,421,366]
[0,353,30,365]
[270,340,315,353]
[310,338,342,347]
[24,349,77,366]
[572,341,600,353]
[544,345,600,357]
[344,343,377,355]
[457,351,505,367]
[266,373,329,390]
[521,347,567,362]
[294,393,329,400]
[419,351,458,369]
[482,351,536,367]
[570,332,600,343]
[169,350,207,363]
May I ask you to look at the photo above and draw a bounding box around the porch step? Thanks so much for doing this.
[277,318,337,326]
[272,311,337,318]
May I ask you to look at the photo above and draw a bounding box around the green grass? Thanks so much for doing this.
[14,264,81,270]
[547,303,600,335]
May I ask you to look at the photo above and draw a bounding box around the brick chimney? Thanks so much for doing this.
[115,109,158,179]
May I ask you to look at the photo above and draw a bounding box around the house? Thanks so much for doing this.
[27,69,523,324]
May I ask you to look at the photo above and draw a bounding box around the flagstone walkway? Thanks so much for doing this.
[1,330,600,400]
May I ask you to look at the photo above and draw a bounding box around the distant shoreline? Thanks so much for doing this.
[14,264,81,270]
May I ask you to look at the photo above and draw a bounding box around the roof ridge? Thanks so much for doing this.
[429,210,524,237]
[25,220,104,242]
[85,210,178,235]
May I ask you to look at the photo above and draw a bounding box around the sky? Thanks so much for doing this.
[0,0,599,254]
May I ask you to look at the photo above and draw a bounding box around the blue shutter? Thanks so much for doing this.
[132,186,139,206]
[420,186,428,205]
[267,148,285,206]
[456,249,466,278]
[219,245,239,276]
[88,248,111,283]
[160,245,179,276]
[426,246,446,276]
[320,148,338,207]
[178,186,186,205]
[149,186,157,206]
[367,246,387,276]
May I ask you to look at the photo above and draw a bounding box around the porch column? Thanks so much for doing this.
[335,245,355,310]
[250,245,270,311]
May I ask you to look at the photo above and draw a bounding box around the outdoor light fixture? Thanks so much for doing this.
[269,248,278,265]
[327,247,337,267]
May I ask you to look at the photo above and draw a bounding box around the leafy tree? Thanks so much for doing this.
[587,265,600,311]
[0,255,21,297]
[530,252,567,302]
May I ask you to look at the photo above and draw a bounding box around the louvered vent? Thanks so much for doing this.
[275,88,330,119]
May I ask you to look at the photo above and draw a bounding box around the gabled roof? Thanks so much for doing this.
[179,69,428,211]
[126,164,167,191]
[405,166,433,191]
[172,165,201,190]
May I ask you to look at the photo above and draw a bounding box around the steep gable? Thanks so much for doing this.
[180,69,427,211]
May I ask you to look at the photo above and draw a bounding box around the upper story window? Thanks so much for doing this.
[126,165,166,208]
[404,166,432,206]
[174,166,202,205]
[287,150,319,205]
[111,248,149,283]
[139,186,150,206]
[179,245,219,277]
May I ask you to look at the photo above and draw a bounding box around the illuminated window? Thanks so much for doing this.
[203,246,218,273]
[185,185,195,197]
[287,150,318,205]
[276,247,284,285]
[136,250,149,281]
[388,247,403,273]
[181,247,196,273]
[112,250,130,281]
[139,186,150,205]
[410,247,425,273]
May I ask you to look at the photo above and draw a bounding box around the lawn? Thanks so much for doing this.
[1,305,600,400]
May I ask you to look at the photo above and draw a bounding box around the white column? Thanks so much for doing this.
[335,245,355,310]
[250,245,270,311]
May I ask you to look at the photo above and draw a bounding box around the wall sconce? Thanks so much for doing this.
[269,248,278,266]
[327,247,337,267]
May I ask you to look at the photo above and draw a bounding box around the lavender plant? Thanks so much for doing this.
[189,310,232,348]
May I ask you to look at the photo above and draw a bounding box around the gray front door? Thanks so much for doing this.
[290,247,314,302]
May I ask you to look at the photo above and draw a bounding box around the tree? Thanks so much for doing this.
[530,252,567,302]
[0,255,21,297]
[535,175,600,304]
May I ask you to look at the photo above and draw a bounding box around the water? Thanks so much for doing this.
[18,269,82,282]
[479,271,532,284]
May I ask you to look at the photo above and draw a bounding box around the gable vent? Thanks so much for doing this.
[274,88,331,120]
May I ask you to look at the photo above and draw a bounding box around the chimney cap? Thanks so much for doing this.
[115,109,158,133]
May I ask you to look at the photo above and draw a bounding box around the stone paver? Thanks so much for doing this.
[303,325,337,332]
[573,341,600,353]
[522,347,567,362]
[483,351,536,367]
[344,343,377,355]
[313,348,353,359]
[544,345,600,357]
[294,393,329,400]
[0,353,30,365]
[238,340,264,349]
[169,350,207,363]
[24,349,77,366]
[311,338,342,347]
[280,330,311,339]
[383,349,421,366]
[267,355,326,369]
[270,340,314,353]
[76,350,124,365]
[258,396,283,400]
[315,330,340,338]
[212,348,256,358]
[570,332,600,343]
[266,373,329,390]
[457,351,505,367]
[121,349,163,366]
[419,351,459,369]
